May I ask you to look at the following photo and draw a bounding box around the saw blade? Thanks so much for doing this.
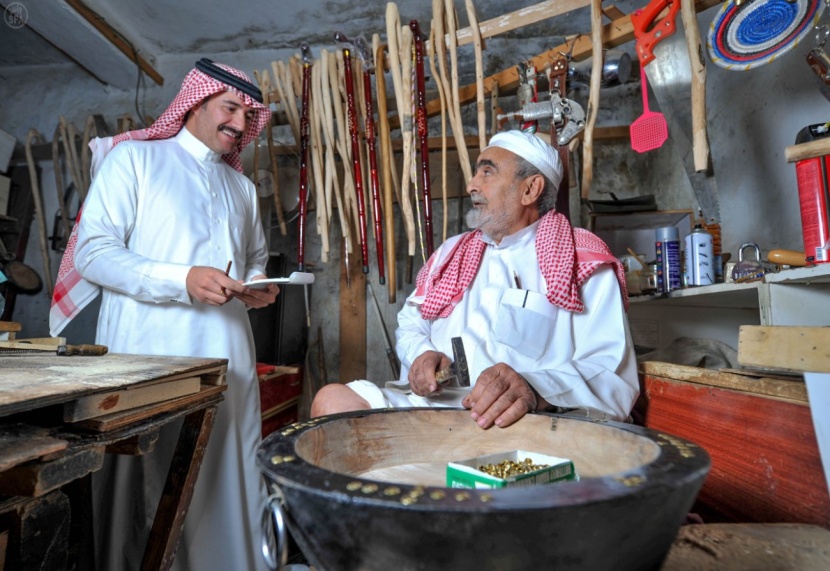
[645,13,723,224]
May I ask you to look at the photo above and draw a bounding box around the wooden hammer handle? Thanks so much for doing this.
[62,344,109,356]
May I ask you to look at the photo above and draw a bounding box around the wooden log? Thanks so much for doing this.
[0,447,104,498]
[738,325,830,373]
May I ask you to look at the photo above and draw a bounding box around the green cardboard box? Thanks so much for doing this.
[447,449,577,489]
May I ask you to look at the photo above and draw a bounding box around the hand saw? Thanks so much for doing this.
[632,0,722,224]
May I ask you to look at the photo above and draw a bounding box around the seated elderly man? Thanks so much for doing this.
[312,130,639,428]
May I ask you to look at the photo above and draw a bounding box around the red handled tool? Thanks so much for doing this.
[297,43,313,271]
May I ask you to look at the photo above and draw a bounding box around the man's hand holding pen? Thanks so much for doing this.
[186,263,278,307]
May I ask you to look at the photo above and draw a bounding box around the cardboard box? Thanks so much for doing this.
[447,450,577,489]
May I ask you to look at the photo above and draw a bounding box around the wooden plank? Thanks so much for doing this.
[0,321,21,333]
[63,376,202,422]
[640,361,808,403]
[0,447,104,498]
[74,384,226,433]
[642,374,830,527]
[0,424,68,472]
[0,354,228,417]
[739,325,830,373]
[339,240,367,383]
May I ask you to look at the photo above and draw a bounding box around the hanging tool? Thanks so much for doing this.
[410,20,435,258]
[335,32,370,276]
[373,34,398,302]
[355,36,387,285]
[367,282,400,379]
[633,0,722,225]
[497,85,586,146]
[434,337,471,388]
[297,43,313,272]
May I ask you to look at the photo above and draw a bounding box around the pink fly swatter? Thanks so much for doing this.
[630,65,668,153]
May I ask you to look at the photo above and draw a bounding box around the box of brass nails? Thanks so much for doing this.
[447,450,577,489]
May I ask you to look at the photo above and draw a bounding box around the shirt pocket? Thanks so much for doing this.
[493,288,557,360]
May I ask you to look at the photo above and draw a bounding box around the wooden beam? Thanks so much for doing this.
[64,0,163,85]
[451,0,591,47]
[339,240,367,383]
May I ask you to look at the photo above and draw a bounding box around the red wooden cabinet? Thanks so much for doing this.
[640,363,829,528]
[258,366,302,438]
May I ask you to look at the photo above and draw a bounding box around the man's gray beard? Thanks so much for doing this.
[465,207,485,230]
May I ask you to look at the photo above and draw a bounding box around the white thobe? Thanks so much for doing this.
[351,221,639,422]
[75,127,269,571]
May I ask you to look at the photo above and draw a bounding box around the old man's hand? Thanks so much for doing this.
[461,363,539,429]
[408,350,452,396]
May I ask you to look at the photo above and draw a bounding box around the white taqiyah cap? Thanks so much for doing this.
[486,130,563,188]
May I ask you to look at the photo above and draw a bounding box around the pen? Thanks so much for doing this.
[221,260,232,295]
[513,271,522,289]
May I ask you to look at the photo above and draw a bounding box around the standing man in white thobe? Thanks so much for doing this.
[312,130,639,427]
[51,60,278,570]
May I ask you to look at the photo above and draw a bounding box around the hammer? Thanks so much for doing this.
[435,337,471,388]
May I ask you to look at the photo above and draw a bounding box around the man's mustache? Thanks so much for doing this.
[219,125,243,139]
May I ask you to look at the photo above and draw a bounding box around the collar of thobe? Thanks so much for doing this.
[176,127,223,164]
[479,219,539,248]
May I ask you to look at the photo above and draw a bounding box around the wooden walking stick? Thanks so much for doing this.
[297,43,313,272]
[373,34,397,302]
[581,0,603,199]
[443,0,473,183]
[51,123,72,249]
[427,24,449,244]
[24,129,54,298]
[254,69,288,236]
[310,61,331,263]
[386,3,417,283]
[464,0,487,151]
[356,36,386,285]
[335,32,370,275]
[320,49,354,286]
[410,20,435,258]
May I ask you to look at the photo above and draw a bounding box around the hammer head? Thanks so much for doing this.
[435,337,470,388]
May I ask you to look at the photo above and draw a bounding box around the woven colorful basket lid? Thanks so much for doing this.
[708,0,825,70]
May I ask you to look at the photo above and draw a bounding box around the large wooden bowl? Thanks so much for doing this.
[257,408,709,571]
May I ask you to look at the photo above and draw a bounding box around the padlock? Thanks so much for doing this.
[731,243,765,283]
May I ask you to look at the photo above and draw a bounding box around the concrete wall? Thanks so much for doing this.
[1,6,828,381]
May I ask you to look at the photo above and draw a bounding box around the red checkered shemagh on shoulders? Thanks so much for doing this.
[48,64,270,336]
[415,210,628,320]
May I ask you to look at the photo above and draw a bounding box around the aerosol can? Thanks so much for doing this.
[684,225,715,286]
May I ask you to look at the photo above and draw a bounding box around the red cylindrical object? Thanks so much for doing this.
[362,69,386,284]
[795,155,830,264]
[297,61,311,272]
[342,48,370,274]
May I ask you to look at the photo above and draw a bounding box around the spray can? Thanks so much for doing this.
[794,124,830,264]
[684,225,715,286]
[655,226,681,293]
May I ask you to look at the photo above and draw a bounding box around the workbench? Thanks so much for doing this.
[0,353,227,570]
